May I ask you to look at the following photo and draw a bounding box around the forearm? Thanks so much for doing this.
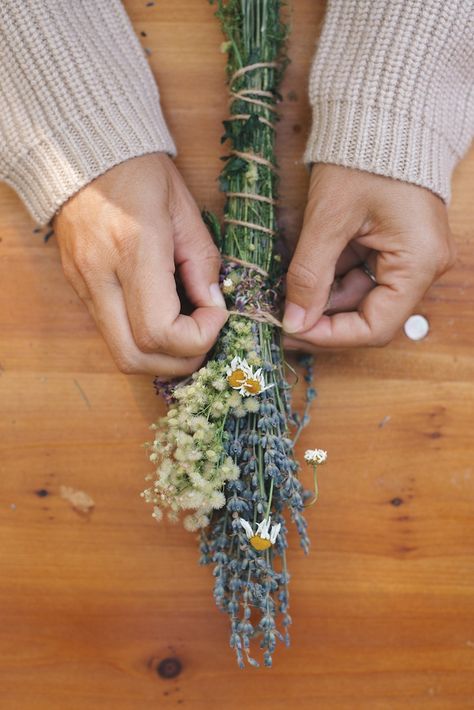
[0,0,176,225]
[304,0,474,202]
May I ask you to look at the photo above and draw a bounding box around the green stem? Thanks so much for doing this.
[303,464,319,508]
[265,477,274,519]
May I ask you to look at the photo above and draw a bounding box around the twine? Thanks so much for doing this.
[235,88,275,99]
[230,61,279,84]
[229,62,279,122]
[224,217,276,236]
[222,60,282,329]
[227,114,275,130]
[226,191,277,206]
[230,149,277,172]
[229,92,279,114]
[228,309,283,328]
[221,254,269,277]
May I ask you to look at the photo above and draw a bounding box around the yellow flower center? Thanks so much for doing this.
[250,535,272,550]
[243,378,261,395]
[227,369,247,388]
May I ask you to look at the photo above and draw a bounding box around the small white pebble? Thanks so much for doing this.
[10,503,16,510]
[404,314,430,341]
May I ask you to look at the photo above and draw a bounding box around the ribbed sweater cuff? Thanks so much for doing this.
[304,99,456,202]
[4,100,176,226]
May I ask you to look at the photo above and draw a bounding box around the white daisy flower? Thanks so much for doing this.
[303,449,327,509]
[226,356,274,397]
[239,516,281,550]
[304,449,328,464]
[226,355,249,378]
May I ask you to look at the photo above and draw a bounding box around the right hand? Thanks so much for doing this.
[54,153,228,376]
[283,164,455,349]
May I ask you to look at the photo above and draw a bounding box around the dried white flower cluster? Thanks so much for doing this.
[143,319,275,532]
[143,360,247,531]
[304,449,328,464]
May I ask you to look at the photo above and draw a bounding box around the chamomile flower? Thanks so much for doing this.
[303,449,327,508]
[226,355,251,388]
[226,356,274,397]
[304,449,327,464]
[239,516,281,550]
[241,367,273,397]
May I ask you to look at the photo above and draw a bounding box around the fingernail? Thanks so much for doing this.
[282,302,306,333]
[209,282,227,309]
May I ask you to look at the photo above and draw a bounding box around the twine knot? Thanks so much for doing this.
[220,256,283,328]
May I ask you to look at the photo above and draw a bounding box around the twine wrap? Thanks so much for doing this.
[220,256,284,328]
[220,56,284,327]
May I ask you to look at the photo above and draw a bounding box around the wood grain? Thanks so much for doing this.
[1,2,473,708]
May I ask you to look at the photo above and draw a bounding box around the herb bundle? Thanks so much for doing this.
[142,0,326,668]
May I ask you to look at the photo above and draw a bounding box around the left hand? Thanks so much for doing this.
[54,153,228,376]
[282,164,456,350]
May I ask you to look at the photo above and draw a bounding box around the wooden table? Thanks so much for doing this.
[1,2,473,708]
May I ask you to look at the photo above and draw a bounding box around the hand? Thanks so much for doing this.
[282,165,456,350]
[54,153,228,375]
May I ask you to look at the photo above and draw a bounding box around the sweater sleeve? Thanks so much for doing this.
[304,0,474,202]
[0,0,177,225]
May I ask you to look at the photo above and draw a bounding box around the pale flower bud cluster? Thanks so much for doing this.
[142,360,240,531]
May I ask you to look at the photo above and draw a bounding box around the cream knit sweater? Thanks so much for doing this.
[0,0,472,225]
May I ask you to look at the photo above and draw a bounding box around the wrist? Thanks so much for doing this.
[304,98,455,203]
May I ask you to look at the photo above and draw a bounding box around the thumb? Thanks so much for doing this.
[173,204,227,311]
[283,210,357,334]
